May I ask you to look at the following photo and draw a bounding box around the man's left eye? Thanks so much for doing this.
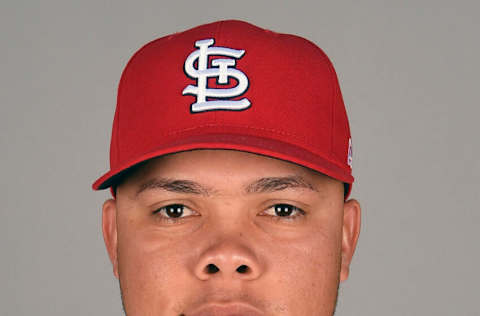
[262,203,306,222]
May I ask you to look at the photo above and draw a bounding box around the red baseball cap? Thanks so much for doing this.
[92,20,354,199]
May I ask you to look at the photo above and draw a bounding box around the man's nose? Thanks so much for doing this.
[193,238,262,281]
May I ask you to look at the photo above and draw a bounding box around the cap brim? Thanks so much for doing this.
[92,133,354,197]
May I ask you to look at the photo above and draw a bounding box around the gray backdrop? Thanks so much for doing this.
[1,0,478,315]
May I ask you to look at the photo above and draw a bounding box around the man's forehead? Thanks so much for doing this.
[114,150,342,200]
[133,174,321,199]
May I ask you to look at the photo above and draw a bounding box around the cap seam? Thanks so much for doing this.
[156,123,348,170]
[212,21,224,124]
[114,37,170,167]
[326,57,336,162]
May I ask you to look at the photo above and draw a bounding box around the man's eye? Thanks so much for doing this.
[152,204,196,223]
[152,203,305,224]
[262,203,306,222]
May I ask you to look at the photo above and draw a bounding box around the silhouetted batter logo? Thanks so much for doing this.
[183,38,250,113]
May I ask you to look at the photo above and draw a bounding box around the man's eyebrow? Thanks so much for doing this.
[244,175,318,194]
[135,178,215,198]
[135,175,318,198]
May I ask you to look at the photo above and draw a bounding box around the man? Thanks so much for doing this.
[93,20,361,316]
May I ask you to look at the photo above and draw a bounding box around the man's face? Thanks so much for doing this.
[102,149,360,316]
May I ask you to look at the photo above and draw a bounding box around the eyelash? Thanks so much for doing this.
[152,203,306,224]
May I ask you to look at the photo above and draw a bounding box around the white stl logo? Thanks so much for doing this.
[182,38,250,113]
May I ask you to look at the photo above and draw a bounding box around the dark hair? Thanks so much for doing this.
[111,160,150,197]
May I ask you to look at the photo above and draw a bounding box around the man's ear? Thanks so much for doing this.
[102,198,119,279]
[340,199,361,282]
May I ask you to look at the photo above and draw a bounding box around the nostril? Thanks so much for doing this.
[206,263,219,274]
[237,265,249,273]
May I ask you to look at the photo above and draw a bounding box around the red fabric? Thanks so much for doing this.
[92,20,354,199]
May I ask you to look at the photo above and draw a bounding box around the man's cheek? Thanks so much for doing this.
[117,237,186,312]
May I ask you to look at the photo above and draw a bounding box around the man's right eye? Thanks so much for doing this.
[152,204,196,223]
